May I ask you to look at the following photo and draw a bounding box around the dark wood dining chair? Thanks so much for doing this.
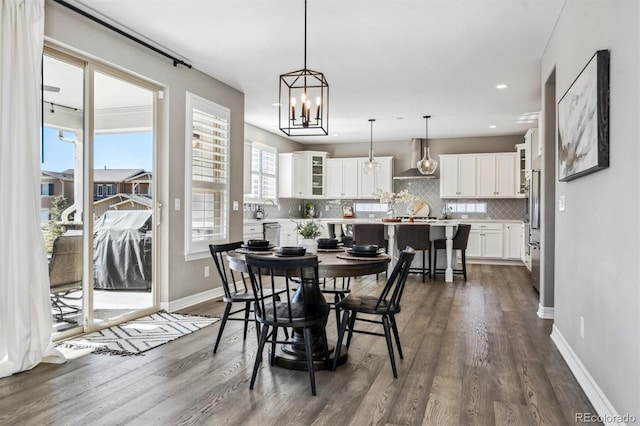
[208,242,286,354]
[332,247,415,378]
[432,224,472,280]
[396,224,431,282]
[245,254,330,396]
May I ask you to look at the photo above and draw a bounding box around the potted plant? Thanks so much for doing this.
[295,220,323,254]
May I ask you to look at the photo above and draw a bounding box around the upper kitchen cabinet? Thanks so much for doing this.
[476,153,517,198]
[278,151,327,199]
[326,158,359,198]
[440,154,476,198]
[357,156,393,198]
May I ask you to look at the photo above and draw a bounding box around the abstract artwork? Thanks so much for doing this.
[557,50,610,182]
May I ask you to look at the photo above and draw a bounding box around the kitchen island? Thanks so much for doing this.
[321,218,461,282]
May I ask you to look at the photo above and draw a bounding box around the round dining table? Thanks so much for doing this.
[226,249,391,371]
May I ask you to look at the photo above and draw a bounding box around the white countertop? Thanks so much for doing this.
[244,217,524,225]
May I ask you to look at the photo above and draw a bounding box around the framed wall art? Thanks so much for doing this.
[557,49,610,182]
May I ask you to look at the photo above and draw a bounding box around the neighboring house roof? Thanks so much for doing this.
[93,169,146,183]
[41,170,74,181]
[125,172,153,183]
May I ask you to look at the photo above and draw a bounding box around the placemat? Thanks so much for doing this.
[336,252,390,261]
[317,247,346,252]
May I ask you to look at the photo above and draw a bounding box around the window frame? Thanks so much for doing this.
[184,92,230,260]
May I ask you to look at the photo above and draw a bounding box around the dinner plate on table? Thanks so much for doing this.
[346,248,386,257]
[240,244,276,251]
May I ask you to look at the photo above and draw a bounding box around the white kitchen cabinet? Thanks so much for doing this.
[503,222,521,260]
[243,223,264,242]
[279,151,327,198]
[515,143,528,197]
[280,222,299,247]
[357,156,393,198]
[466,223,503,259]
[477,153,517,198]
[325,158,359,198]
[440,154,476,198]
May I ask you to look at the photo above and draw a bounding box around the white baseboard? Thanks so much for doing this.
[537,304,554,319]
[551,325,628,426]
[161,287,224,312]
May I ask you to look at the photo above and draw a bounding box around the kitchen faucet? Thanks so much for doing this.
[260,198,277,219]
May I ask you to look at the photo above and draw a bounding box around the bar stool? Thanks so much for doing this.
[432,224,472,281]
[353,223,386,251]
[353,223,387,278]
[396,224,431,282]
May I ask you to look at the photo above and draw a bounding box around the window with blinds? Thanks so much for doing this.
[249,143,277,200]
[185,93,230,256]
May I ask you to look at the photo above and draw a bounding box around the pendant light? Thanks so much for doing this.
[417,115,437,175]
[362,119,380,175]
[279,0,329,136]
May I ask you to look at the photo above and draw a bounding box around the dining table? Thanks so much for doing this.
[226,248,391,371]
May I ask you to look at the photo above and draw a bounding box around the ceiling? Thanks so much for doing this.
[69,0,565,144]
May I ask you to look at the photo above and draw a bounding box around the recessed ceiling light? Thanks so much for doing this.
[495,84,509,89]
[332,133,340,137]
[272,102,282,107]
[489,125,497,129]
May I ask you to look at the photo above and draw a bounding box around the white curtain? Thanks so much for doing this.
[0,0,65,378]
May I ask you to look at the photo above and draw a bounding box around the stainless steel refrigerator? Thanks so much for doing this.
[529,161,541,291]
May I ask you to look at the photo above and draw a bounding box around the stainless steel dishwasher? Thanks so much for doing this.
[263,222,281,246]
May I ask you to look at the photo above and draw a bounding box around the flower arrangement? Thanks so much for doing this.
[374,189,421,219]
[374,189,420,208]
[295,220,323,239]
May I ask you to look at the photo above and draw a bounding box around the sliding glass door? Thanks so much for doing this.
[43,47,160,337]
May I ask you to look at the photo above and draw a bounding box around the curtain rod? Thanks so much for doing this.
[53,0,192,69]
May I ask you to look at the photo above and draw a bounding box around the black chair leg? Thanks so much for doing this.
[390,314,403,359]
[433,248,438,278]
[346,312,357,349]
[303,327,317,396]
[320,323,331,370]
[333,310,349,371]
[382,315,398,378]
[250,324,269,390]
[243,301,251,340]
[422,250,426,282]
[213,302,232,354]
[462,250,467,281]
[269,326,278,366]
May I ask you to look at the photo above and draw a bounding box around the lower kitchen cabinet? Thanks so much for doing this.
[467,223,504,259]
[243,223,264,242]
[280,222,299,247]
[503,222,521,260]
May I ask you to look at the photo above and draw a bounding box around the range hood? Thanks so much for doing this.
[393,138,437,180]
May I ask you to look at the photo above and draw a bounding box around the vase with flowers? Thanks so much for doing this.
[374,189,421,220]
[295,220,323,254]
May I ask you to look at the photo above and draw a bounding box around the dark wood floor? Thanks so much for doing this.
[0,264,599,425]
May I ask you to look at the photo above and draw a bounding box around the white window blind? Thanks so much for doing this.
[248,143,277,200]
[185,93,230,257]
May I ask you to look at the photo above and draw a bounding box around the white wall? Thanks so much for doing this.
[44,1,245,304]
[541,0,639,418]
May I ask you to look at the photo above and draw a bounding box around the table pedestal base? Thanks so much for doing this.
[273,344,348,371]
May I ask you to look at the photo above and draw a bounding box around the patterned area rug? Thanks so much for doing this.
[56,312,219,356]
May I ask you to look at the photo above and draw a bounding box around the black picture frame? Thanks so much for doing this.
[557,50,610,182]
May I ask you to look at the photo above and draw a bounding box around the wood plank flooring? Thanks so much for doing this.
[0,265,600,425]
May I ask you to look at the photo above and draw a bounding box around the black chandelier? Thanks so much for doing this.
[279,0,329,136]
